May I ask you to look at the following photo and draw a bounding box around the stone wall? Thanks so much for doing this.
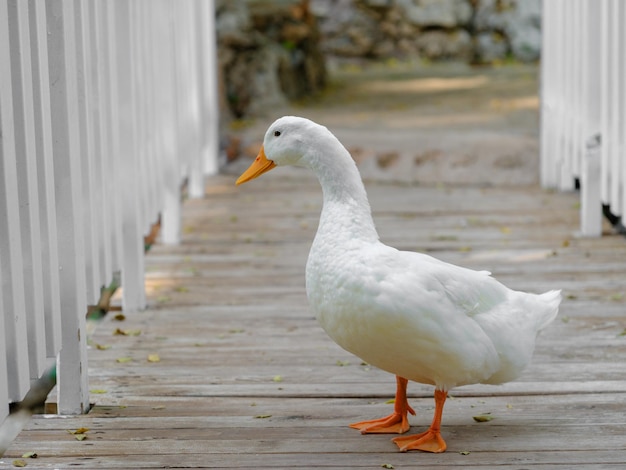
[215,0,541,119]
[216,0,327,119]
[311,0,541,64]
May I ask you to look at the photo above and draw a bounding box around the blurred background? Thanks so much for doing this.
[217,0,542,186]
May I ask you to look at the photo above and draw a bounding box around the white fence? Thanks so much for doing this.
[0,0,218,423]
[541,0,624,236]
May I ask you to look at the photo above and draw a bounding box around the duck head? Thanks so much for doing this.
[236,116,319,185]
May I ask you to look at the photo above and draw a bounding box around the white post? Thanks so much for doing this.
[581,135,603,237]
[46,0,90,414]
[608,0,622,217]
[0,0,31,403]
[159,0,182,246]
[30,0,63,359]
[8,0,49,379]
[0,284,8,421]
[114,0,146,311]
[100,0,124,277]
[579,1,603,237]
[186,0,205,199]
[74,0,101,304]
[199,0,220,176]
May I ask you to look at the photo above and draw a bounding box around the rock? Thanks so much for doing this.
[217,0,327,118]
[398,0,472,28]
[320,4,383,57]
[475,32,509,63]
[474,0,542,62]
[509,23,541,62]
[417,29,473,60]
[508,0,542,61]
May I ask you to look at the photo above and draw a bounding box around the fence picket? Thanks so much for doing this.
[541,0,625,235]
[199,0,220,176]
[9,0,49,380]
[46,0,90,414]
[29,0,62,358]
[75,0,101,304]
[1,0,31,404]
[2,0,219,423]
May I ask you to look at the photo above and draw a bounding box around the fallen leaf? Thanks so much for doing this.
[381,464,395,469]
[473,414,494,422]
[385,398,395,404]
[116,357,132,363]
[68,427,89,435]
[499,226,512,234]
[90,389,107,394]
[113,313,126,321]
[254,414,272,419]
[75,435,87,441]
[21,452,37,459]
[95,343,111,350]
[272,375,283,383]
[12,460,27,467]
[336,360,350,366]
[459,451,471,455]
[147,354,161,363]
[156,295,171,303]
[174,286,189,293]
[152,406,166,410]
[113,328,141,336]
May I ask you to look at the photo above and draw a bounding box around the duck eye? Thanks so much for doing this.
[274,130,281,137]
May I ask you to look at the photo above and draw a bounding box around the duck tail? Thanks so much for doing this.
[537,289,562,330]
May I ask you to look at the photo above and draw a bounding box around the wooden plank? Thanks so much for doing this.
[1,453,625,469]
[5,397,626,466]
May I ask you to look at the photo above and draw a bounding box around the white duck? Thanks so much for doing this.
[236,116,561,453]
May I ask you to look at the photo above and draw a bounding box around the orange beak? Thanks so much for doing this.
[235,146,276,185]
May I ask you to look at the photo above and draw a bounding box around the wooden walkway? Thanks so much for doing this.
[4,65,626,468]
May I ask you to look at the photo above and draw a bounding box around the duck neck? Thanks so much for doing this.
[308,145,379,244]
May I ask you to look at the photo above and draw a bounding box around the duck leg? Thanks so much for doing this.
[349,376,415,434]
[391,389,447,453]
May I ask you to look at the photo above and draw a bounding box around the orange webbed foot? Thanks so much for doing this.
[349,409,414,434]
[350,376,415,434]
[392,429,447,453]
[391,389,449,453]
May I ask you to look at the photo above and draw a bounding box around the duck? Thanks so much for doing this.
[236,116,561,453]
